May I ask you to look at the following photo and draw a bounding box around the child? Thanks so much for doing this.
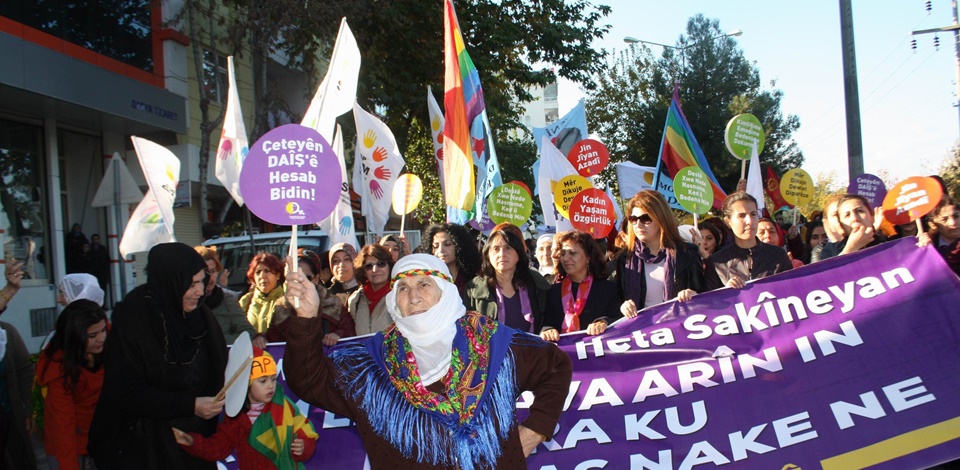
[173,348,318,469]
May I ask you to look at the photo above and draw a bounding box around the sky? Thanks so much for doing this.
[554,0,959,188]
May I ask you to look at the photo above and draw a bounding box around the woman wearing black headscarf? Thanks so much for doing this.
[88,243,227,470]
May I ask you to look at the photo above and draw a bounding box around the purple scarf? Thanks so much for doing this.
[495,285,533,333]
[623,242,675,309]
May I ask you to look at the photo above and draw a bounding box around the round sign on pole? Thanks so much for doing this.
[468,206,497,235]
[507,180,532,198]
[674,166,715,215]
[569,188,615,238]
[724,113,765,160]
[881,176,943,225]
[488,183,533,226]
[779,168,814,207]
[848,174,887,210]
[239,124,341,225]
[392,174,423,216]
[552,174,593,219]
[567,139,610,177]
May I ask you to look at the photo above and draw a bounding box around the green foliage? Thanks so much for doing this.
[586,14,803,195]
[939,146,960,201]
[403,119,446,225]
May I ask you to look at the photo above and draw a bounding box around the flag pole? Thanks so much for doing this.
[741,160,747,181]
[290,225,299,309]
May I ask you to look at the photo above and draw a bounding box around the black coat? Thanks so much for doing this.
[613,241,706,309]
[541,277,622,333]
[88,286,227,470]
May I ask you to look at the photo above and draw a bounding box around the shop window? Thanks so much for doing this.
[0,0,154,72]
[0,120,50,282]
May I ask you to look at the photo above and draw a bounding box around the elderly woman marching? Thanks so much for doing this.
[283,254,572,469]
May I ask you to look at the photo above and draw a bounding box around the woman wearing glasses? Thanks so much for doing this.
[615,190,705,322]
[347,245,397,338]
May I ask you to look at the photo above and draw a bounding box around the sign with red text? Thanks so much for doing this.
[569,188,615,238]
[567,139,610,177]
[552,174,593,219]
[881,176,943,225]
[240,124,341,225]
[391,174,423,216]
[780,168,814,207]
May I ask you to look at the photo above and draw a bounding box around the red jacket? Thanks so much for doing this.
[182,412,317,470]
[36,349,104,470]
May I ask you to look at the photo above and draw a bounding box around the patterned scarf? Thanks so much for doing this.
[561,275,593,333]
[330,311,518,470]
[248,385,318,470]
[623,242,675,308]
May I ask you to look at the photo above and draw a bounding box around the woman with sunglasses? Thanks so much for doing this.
[616,190,705,321]
[347,244,397,338]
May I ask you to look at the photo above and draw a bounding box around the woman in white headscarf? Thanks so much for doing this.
[283,254,572,469]
[58,273,105,307]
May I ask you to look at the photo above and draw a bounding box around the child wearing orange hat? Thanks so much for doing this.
[173,348,318,469]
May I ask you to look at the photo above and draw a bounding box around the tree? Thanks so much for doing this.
[586,14,803,194]
[938,145,960,201]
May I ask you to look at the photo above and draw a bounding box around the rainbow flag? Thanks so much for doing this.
[653,88,726,210]
[442,0,480,212]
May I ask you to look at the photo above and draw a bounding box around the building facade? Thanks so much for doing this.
[0,0,260,351]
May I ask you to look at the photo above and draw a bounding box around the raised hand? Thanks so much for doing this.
[369,180,384,199]
[431,114,441,132]
[362,130,377,149]
[339,216,353,235]
[374,166,392,180]
[372,146,388,162]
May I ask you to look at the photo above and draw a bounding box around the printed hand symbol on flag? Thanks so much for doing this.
[436,148,443,161]
[431,115,441,132]
[362,130,377,149]
[339,216,352,235]
[218,140,232,160]
[369,180,384,199]
[372,147,388,162]
[374,166,391,180]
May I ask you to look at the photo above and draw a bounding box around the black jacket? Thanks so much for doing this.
[464,269,553,330]
[541,277,622,333]
[88,286,227,470]
[613,242,706,309]
[705,239,793,291]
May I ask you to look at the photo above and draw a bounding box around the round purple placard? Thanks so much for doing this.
[468,205,497,235]
[848,174,887,210]
[239,124,342,225]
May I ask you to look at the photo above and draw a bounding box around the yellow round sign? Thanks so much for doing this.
[392,173,423,215]
[779,168,814,206]
[552,174,593,219]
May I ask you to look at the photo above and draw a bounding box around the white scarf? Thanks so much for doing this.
[385,254,466,386]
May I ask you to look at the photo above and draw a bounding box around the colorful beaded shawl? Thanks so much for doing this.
[329,312,517,470]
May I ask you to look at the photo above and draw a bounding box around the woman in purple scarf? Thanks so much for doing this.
[614,190,706,323]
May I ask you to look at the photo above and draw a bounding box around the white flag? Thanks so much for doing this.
[352,103,405,236]
[746,143,765,215]
[537,136,578,232]
[318,125,358,250]
[215,56,248,206]
[119,137,181,256]
[426,86,446,193]
[301,18,361,143]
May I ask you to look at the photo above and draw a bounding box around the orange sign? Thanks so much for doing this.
[881,176,943,225]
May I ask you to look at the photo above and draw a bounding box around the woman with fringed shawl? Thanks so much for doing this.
[284,254,572,469]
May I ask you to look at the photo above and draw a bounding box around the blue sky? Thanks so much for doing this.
[555,0,959,186]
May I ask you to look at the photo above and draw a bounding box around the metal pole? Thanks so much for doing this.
[113,160,127,299]
[954,0,960,140]
[839,0,865,183]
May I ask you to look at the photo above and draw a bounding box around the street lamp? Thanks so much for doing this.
[623,30,743,80]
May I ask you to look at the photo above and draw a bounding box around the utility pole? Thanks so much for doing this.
[912,0,960,141]
[839,0,865,183]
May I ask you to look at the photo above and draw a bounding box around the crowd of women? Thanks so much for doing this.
[0,182,956,469]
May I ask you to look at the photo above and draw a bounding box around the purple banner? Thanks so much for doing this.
[224,239,960,469]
